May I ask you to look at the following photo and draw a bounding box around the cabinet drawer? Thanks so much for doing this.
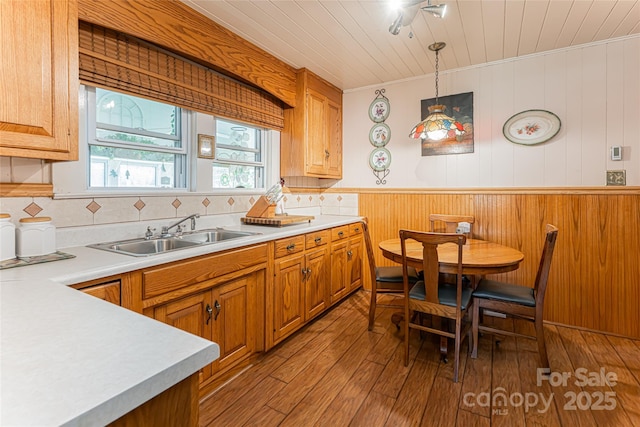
[305,230,330,249]
[78,281,121,306]
[142,244,267,299]
[274,235,305,258]
[331,226,349,241]
[349,223,363,236]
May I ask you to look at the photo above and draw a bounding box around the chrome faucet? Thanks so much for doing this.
[161,214,200,237]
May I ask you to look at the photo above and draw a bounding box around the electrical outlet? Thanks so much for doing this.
[606,170,626,186]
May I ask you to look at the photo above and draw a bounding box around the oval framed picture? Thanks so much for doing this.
[368,97,390,123]
[369,147,391,171]
[503,110,561,145]
[369,123,391,147]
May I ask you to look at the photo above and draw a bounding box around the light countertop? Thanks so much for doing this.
[0,214,362,426]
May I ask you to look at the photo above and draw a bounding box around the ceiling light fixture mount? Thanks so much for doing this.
[409,42,465,141]
[421,0,447,18]
[388,1,447,35]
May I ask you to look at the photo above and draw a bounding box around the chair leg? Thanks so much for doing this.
[535,315,550,370]
[368,286,377,331]
[453,319,462,383]
[471,299,480,358]
[404,306,410,367]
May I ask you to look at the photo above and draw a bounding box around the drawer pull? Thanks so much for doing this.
[314,237,322,245]
[206,304,213,324]
[286,243,296,252]
[213,300,221,321]
[338,231,344,237]
[354,227,360,233]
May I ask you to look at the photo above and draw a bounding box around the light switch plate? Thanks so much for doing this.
[611,146,622,161]
[606,170,626,186]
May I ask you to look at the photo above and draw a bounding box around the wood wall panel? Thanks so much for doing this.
[359,190,640,339]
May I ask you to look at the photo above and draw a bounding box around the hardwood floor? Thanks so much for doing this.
[199,290,640,426]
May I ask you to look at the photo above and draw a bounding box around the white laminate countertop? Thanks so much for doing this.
[0,214,362,426]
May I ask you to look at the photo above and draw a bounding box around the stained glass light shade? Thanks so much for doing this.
[409,104,465,141]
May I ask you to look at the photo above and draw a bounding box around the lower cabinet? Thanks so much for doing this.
[269,230,330,348]
[152,272,257,384]
[153,290,213,383]
[330,223,364,303]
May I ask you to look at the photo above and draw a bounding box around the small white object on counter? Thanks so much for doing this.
[16,216,56,257]
[0,213,16,261]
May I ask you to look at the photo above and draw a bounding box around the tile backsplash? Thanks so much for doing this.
[0,191,358,242]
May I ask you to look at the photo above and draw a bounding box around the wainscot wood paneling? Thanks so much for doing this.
[359,189,640,339]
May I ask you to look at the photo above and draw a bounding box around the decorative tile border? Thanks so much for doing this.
[0,191,358,230]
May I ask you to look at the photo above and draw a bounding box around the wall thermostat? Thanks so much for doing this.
[611,146,622,161]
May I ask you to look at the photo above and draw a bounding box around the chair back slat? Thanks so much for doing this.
[533,224,559,307]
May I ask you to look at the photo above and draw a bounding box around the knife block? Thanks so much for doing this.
[246,196,276,218]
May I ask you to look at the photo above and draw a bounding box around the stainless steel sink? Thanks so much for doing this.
[87,228,261,256]
[180,229,260,244]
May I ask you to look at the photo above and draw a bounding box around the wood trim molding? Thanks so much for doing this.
[78,0,297,107]
[320,187,640,195]
[0,183,53,197]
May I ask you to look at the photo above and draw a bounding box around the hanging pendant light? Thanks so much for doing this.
[409,42,465,141]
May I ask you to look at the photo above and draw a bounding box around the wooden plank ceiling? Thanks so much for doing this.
[181,0,639,91]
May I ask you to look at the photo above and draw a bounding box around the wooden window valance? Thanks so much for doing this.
[78,21,284,130]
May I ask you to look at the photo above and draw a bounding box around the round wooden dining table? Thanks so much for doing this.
[378,238,525,276]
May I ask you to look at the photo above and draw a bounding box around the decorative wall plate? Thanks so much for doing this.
[503,110,561,145]
[369,123,391,147]
[369,147,391,171]
[369,97,390,122]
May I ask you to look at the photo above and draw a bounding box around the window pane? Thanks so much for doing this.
[212,164,263,189]
[96,129,180,149]
[216,122,259,149]
[89,145,183,188]
[96,88,179,138]
[215,147,260,163]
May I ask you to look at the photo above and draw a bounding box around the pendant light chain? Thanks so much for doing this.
[434,47,440,104]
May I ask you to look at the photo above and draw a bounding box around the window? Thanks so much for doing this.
[213,119,265,189]
[87,87,188,189]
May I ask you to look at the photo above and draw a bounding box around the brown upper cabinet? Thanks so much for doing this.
[281,69,343,179]
[0,0,79,160]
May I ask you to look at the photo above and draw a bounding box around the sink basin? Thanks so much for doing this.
[87,228,261,256]
[181,229,260,244]
[89,237,202,256]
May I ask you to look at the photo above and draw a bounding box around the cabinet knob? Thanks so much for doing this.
[347,250,353,259]
[325,149,330,159]
[286,243,296,252]
[314,237,322,245]
[338,231,344,237]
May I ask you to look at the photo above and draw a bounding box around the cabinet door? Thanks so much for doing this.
[211,273,256,374]
[153,291,213,383]
[304,247,329,321]
[273,254,306,342]
[0,0,78,159]
[330,240,349,304]
[325,98,342,178]
[305,89,328,175]
[347,236,363,292]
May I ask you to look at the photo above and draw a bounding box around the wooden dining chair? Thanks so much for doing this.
[471,224,558,371]
[430,214,476,285]
[429,214,475,238]
[362,220,419,331]
[400,230,471,382]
